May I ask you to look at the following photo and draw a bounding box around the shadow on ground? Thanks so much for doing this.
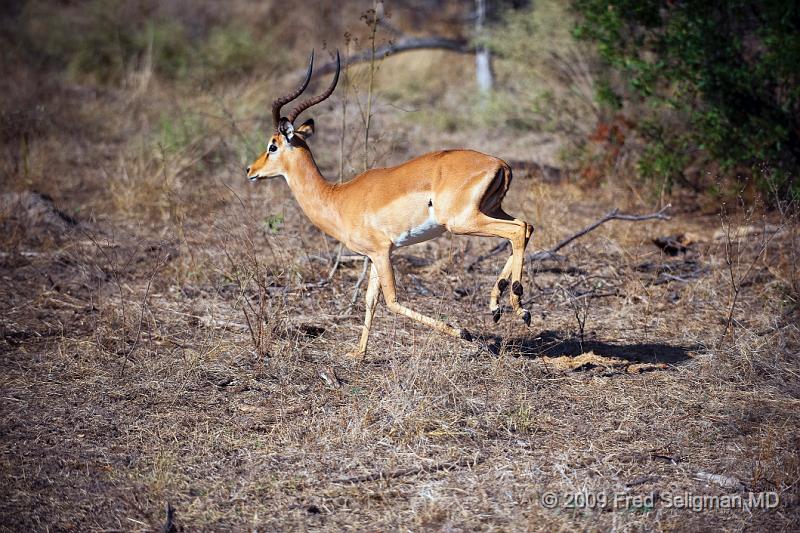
[478,330,696,365]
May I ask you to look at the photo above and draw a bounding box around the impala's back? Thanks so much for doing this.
[335,150,509,250]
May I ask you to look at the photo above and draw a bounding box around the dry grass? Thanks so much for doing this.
[2,168,798,530]
[1,7,799,530]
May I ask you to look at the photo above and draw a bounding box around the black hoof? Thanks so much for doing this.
[512,281,523,297]
[497,278,509,293]
[522,310,531,326]
[460,328,474,342]
[492,308,502,323]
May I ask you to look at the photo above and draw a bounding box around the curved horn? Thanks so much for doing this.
[272,50,314,129]
[286,50,340,124]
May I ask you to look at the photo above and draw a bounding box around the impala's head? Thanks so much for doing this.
[246,50,340,182]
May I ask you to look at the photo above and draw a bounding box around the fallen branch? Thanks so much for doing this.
[332,454,484,484]
[309,37,473,77]
[527,205,672,262]
[467,205,671,271]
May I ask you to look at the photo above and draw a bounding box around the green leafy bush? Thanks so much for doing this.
[571,0,800,199]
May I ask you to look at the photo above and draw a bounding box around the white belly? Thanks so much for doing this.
[393,212,446,247]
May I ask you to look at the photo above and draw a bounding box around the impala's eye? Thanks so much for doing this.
[268,144,278,153]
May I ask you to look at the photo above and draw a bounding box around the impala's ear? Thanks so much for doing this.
[294,118,315,141]
[278,118,294,140]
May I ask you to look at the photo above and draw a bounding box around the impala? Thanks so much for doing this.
[247,51,534,357]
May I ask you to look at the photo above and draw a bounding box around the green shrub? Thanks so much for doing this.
[571,0,800,200]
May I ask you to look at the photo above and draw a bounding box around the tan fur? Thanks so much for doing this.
[248,124,533,358]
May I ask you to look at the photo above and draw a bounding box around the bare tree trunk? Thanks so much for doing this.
[475,0,494,92]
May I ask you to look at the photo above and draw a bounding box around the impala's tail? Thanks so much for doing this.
[479,164,513,218]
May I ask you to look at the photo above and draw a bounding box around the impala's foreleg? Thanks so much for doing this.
[347,261,380,358]
[371,253,473,342]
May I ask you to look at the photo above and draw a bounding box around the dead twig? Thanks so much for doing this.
[718,215,782,347]
[527,205,672,262]
[161,502,177,533]
[81,229,131,354]
[119,250,169,376]
[467,206,671,271]
[332,454,485,484]
[625,475,659,487]
[301,249,356,289]
[336,13,381,305]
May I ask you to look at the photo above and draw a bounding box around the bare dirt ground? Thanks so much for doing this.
[2,156,798,531]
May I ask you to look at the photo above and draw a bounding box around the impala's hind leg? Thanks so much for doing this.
[451,213,533,325]
[489,254,512,322]
[508,221,534,324]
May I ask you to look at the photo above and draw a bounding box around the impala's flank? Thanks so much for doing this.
[247,51,534,358]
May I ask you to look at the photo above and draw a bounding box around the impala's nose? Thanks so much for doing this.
[245,166,251,175]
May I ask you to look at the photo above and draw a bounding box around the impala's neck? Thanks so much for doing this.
[283,148,342,238]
